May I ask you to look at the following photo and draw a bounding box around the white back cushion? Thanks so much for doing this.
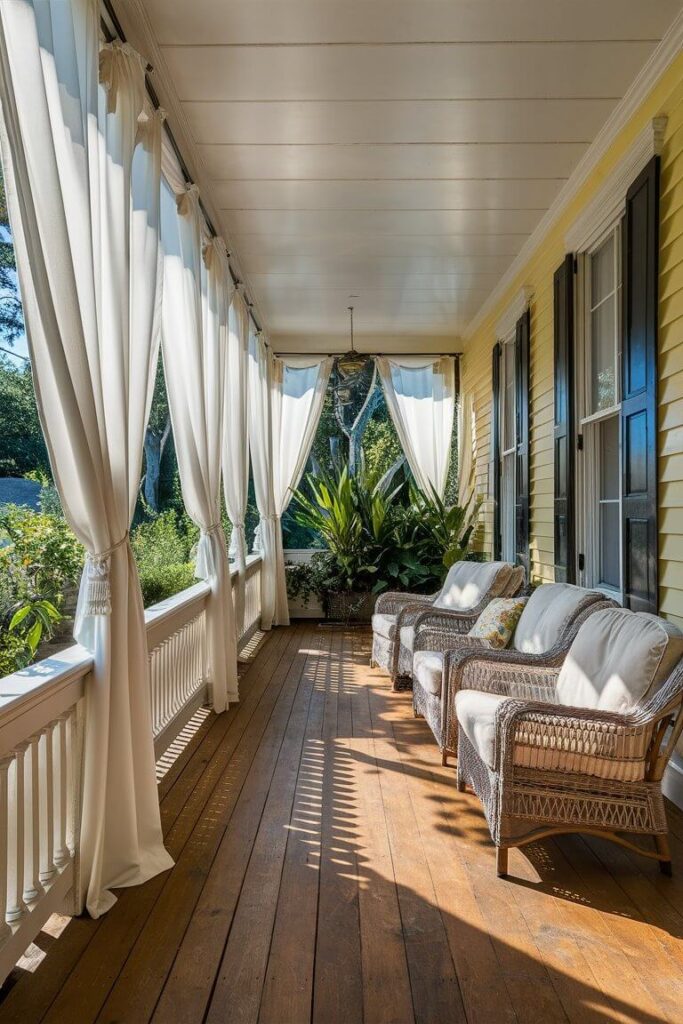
[556,608,683,713]
[513,583,600,655]
[434,561,512,612]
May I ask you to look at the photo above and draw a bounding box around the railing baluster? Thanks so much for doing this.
[0,758,12,942]
[53,715,70,868]
[23,735,43,904]
[7,744,27,922]
[39,725,56,884]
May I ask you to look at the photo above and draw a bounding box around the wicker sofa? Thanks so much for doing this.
[412,583,613,764]
[371,560,524,688]
[450,606,683,877]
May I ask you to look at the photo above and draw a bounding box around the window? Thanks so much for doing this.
[577,223,623,597]
[499,333,516,563]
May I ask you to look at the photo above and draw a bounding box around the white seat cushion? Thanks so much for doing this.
[557,608,683,713]
[455,687,648,781]
[372,613,397,640]
[413,651,444,696]
[455,690,506,767]
[400,625,415,652]
[433,560,513,612]
[513,583,599,655]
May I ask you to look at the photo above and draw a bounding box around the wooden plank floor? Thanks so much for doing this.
[2,623,683,1023]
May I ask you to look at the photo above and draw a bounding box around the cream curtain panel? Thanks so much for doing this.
[457,392,477,507]
[160,180,238,707]
[248,341,331,629]
[0,2,173,917]
[248,332,279,629]
[270,354,333,625]
[377,355,456,498]
[223,290,250,637]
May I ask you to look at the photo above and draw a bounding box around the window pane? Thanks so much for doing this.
[501,452,515,562]
[591,233,614,306]
[600,415,619,500]
[599,415,620,590]
[591,297,616,411]
[503,341,515,451]
[599,502,621,589]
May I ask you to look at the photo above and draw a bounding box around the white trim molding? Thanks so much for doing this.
[495,286,533,342]
[566,118,668,252]
[663,753,683,811]
[464,10,683,343]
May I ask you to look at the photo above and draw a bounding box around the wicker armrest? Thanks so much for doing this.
[411,605,484,636]
[374,591,435,616]
[447,647,563,701]
[492,698,651,779]
[413,627,489,656]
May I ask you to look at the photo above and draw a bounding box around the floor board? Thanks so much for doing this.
[2,624,683,1024]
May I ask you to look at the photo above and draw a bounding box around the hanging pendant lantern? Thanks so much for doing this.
[332,306,376,439]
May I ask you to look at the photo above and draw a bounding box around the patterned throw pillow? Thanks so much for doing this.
[468,597,528,648]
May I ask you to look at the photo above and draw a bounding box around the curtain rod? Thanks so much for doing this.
[273,351,462,359]
[100,0,264,341]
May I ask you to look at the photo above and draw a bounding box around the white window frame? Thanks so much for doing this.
[499,328,517,564]
[575,221,623,602]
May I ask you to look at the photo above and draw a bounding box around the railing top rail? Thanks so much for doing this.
[239,553,262,578]
[0,644,92,756]
[144,579,211,630]
[0,555,264,749]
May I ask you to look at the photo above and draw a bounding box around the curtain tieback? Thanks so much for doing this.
[262,513,280,523]
[81,532,130,617]
[201,523,223,537]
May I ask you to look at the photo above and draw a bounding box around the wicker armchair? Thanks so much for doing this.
[452,607,683,877]
[413,584,615,764]
[371,560,524,689]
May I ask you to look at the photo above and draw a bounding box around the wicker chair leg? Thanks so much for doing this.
[456,763,466,792]
[441,750,449,767]
[655,834,673,876]
[496,847,509,878]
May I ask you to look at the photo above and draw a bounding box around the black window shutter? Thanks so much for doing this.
[515,309,530,575]
[553,255,576,583]
[621,155,659,613]
[491,342,502,560]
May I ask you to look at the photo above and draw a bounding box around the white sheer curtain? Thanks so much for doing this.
[223,289,250,638]
[270,354,333,625]
[0,5,173,917]
[248,331,279,629]
[376,355,456,498]
[248,340,331,629]
[457,392,477,507]
[160,180,238,707]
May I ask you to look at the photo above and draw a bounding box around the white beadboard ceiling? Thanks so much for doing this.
[122,0,683,352]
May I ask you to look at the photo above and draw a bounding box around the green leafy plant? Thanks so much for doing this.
[0,503,83,603]
[290,456,482,604]
[8,596,61,663]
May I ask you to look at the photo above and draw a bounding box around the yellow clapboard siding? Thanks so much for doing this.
[461,51,683,618]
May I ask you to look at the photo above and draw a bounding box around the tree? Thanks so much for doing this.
[0,170,25,346]
[141,355,171,512]
[0,356,49,477]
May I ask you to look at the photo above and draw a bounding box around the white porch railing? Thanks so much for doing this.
[0,552,262,983]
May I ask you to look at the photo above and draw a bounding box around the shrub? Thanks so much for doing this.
[131,509,195,569]
[137,562,196,607]
[0,629,28,678]
[0,503,83,605]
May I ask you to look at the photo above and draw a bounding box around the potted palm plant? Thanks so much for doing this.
[289,457,481,623]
